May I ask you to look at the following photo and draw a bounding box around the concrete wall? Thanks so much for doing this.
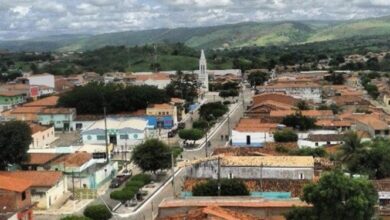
[185,160,313,180]
[232,130,274,147]
[82,131,145,147]
[28,74,55,88]
[38,113,75,129]
[298,140,343,148]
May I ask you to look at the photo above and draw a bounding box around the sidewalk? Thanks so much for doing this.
[184,102,241,151]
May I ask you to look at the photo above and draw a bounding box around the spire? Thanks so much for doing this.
[200,49,206,61]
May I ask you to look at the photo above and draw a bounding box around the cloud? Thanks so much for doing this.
[0,0,390,40]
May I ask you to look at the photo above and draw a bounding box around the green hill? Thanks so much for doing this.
[1,16,390,52]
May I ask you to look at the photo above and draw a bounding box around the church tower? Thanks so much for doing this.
[199,49,209,91]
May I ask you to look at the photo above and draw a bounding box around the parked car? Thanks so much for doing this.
[178,122,185,129]
[109,174,132,188]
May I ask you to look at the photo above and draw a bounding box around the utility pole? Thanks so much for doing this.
[217,156,221,196]
[104,106,109,163]
[227,112,231,140]
[154,44,158,73]
[171,152,175,198]
[205,131,208,157]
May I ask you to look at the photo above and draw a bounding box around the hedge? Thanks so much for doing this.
[110,174,152,202]
[83,204,111,220]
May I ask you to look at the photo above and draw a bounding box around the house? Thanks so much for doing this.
[257,82,322,103]
[329,95,371,112]
[342,113,390,138]
[1,106,44,121]
[29,123,57,149]
[22,153,63,171]
[298,133,344,148]
[373,179,390,208]
[315,119,352,131]
[157,197,309,220]
[23,96,59,108]
[0,171,67,209]
[146,103,178,127]
[81,117,148,150]
[232,119,280,147]
[0,175,33,220]
[246,93,298,117]
[37,108,76,131]
[170,98,186,122]
[0,90,26,112]
[183,155,314,180]
[50,152,117,189]
[132,72,171,89]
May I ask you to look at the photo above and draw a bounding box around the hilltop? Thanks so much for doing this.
[1,15,390,52]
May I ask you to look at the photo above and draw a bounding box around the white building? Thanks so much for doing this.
[298,130,343,148]
[231,119,281,147]
[29,124,57,149]
[81,117,148,150]
[26,73,55,89]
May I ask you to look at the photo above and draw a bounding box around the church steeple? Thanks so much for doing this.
[199,49,209,91]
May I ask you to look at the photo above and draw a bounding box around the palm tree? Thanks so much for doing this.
[338,131,365,164]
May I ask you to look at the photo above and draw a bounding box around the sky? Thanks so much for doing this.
[1,0,390,40]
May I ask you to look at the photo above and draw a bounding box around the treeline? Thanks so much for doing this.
[57,83,169,114]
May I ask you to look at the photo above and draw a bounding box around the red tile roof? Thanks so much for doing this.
[24,153,62,165]
[252,93,299,106]
[0,175,31,192]
[24,96,59,107]
[0,171,62,188]
[38,107,75,114]
[52,152,92,167]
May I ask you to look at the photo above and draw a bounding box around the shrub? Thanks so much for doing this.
[110,190,136,201]
[274,129,298,142]
[83,204,112,220]
[223,101,231,105]
[125,180,144,188]
[179,129,204,144]
[192,179,249,196]
[131,174,152,185]
[282,114,316,131]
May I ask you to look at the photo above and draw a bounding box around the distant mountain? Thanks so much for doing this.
[1,16,390,52]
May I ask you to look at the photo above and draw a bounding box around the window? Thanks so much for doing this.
[327,141,330,145]
[97,135,105,140]
[299,173,304,180]
[87,135,92,140]
[228,172,234,179]
[315,142,319,146]
[386,130,390,135]
[21,191,26,200]
[375,130,381,135]
[133,134,139,139]
[120,134,129,140]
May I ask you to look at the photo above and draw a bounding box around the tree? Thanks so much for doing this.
[317,104,341,114]
[274,129,298,142]
[83,204,112,220]
[192,120,209,131]
[281,114,316,131]
[325,71,345,85]
[58,83,169,114]
[338,132,364,163]
[199,102,228,121]
[0,121,32,170]
[165,70,199,103]
[131,139,171,173]
[30,63,39,74]
[178,129,204,145]
[296,100,310,110]
[193,179,249,196]
[340,137,390,179]
[247,71,269,87]
[219,89,239,99]
[286,171,377,220]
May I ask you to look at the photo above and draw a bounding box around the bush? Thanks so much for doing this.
[125,181,144,188]
[83,204,112,220]
[179,129,204,144]
[110,189,136,201]
[274,129,298,142]
[131,174,152,185]
[61,216,90,220]
[192,179,249,196]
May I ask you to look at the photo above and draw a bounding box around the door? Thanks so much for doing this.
[246,135,251,145]
[109,135,117,145]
